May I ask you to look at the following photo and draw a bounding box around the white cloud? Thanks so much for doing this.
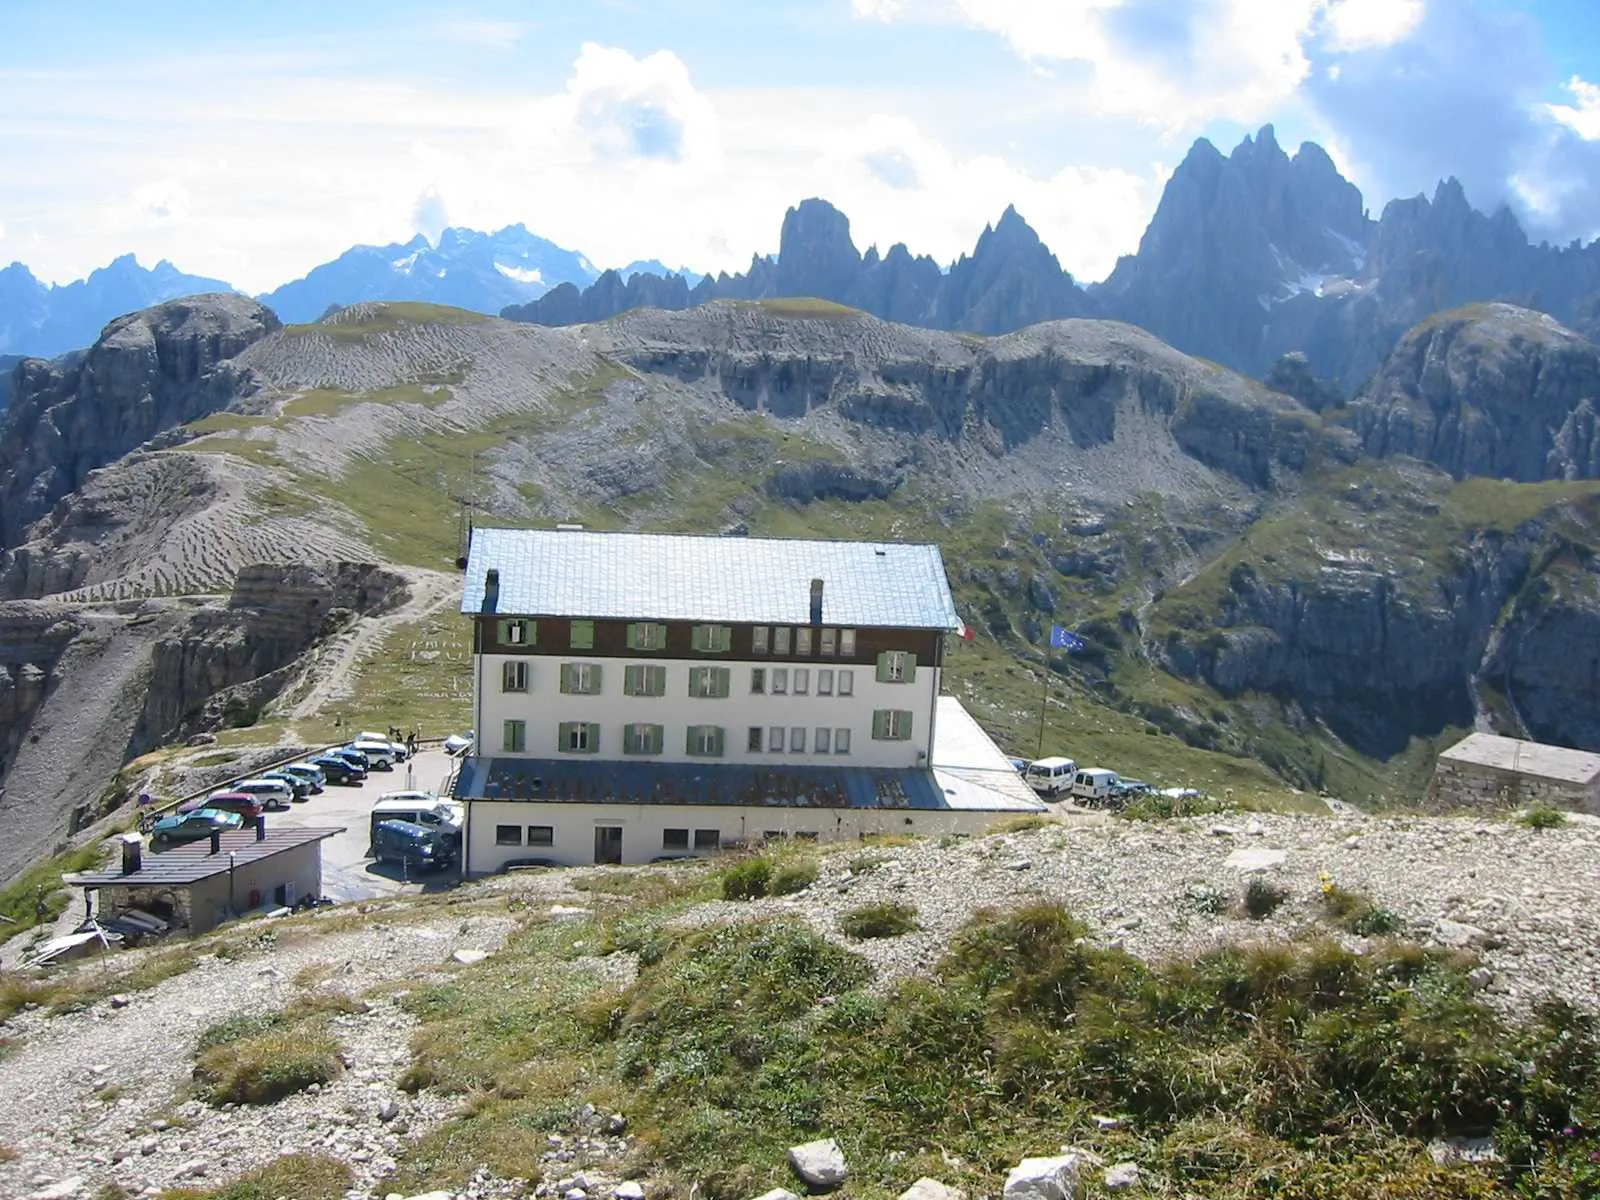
[852,0,1427,134]
[1320,0,1425,52]
[1549,75,1600,140]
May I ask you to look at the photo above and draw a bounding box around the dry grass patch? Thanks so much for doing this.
[191,1006,347,1106]
[157,1153,351,1200]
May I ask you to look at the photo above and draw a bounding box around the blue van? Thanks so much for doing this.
[371,819,453,873]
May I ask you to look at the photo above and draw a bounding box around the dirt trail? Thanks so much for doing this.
[283,567,461,726]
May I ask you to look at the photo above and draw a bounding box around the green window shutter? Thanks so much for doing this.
[586,723,601,753]
[559,664,573,694]
[626,623,638,649]
[712,727,725,757]
[876,652,891,683]
[557,721,572,749]
[527,621,536,646]
[895,710,913,740]
[623,664,638,696]
[591,664,603,694]
[651,725,664,754]
[713,667,730,698]
[691,625,707,652]
[685,726,697,755]
[871,711,888,739]
[655,623,668,649]
[904,653,917,682]
[714,626,731,652]
[497,619,512,644]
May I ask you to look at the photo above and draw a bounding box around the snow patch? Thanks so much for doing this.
[494,263,544,285]
[390,252,420,273]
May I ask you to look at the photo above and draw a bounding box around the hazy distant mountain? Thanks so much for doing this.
[619,260,704,287]
[0,256,235,359]
[256,225,602,324]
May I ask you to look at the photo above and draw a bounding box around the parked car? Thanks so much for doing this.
[1008,757,1031,774]
[330,747,372,774]
[1071,768,1122,806]
[311,754,364,785]
[277,762,326,794]
[443,731,474,757]
[1024,756,1078,797]
[230,778,297,811]
[371,819,454,873]
[348,739,397,770]
[369,796,462,847]
[357,731,410,760]
[151,808,244,846]
[182,792,265,823]
[260,770,311,801]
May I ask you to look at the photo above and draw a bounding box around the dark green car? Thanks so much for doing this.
[150,808,244,846]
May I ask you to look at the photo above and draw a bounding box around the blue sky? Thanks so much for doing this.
[2,0,1597,291]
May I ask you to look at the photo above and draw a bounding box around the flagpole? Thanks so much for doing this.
[1037,641,1050,760]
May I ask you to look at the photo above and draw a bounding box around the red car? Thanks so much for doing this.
[178,791,265,823]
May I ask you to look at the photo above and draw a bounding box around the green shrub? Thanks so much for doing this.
[720,856,773,900]
[192,1010,343,1105]
[1119,790,1227,821]
[1320,881,1403,936]
[839,901,919,939]
[1242,877,1289,919]
[769,860,818,895]
[1520,804,1568,830]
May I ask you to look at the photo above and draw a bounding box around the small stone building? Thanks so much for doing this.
[66,823,344,934]
[1427,732,1600,814]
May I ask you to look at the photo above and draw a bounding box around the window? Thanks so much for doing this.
[818,669,834,696]
[815,727,831,754]
[877,651,916,683]
[623,723,664,755]
[693,828,720,850]
[774,626,791,655]
[686,725,725,757]
[820,628,837,655]
[501,660,529,693]
[768,726,785,752]
[627,622,666,650]
[623,663,666,697]
[497,619,533,646]
[838,669,854,696]
[872,709,914,740]
[688,665,731,698]
[771,668,788,695]
[752,626,770,654]
[691,624,732,653]
[495,824,522,846]
[794,668,809,695]
[790,727,806,753]
[569,619,595,649]
[528,826,554,847]
[840,629,856,655]
[796,627,813,654]
[560,662,602,694]
[750,668,765,694]
[663,828,689,850]
[502,719,526,753]
[559,721,599,753]
[748,726,764,752]
[835,728,851,754]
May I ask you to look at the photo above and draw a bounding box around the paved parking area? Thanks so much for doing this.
[270,748,461,901]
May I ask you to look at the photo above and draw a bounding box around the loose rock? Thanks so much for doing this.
[1003,1153,1085,1200]
[788,1138,850,1189]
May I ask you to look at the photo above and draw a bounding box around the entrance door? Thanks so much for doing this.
[594,826,623,864]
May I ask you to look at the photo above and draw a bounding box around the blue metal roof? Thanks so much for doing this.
[452,756,983,811]
[459,528,961,630]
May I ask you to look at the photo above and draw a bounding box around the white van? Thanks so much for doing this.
[1071,768,1121,804]
[231,778,296,811]
[1024,756,1078,796]
[369,796,462,847]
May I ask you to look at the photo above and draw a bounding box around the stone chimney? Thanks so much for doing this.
[482,568,500,614]
[809,578,824,625]
[255,814,267,841]
[119,832,142,876]
[209,828,222,855]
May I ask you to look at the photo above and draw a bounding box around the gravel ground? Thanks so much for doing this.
[5,805,1600,1199]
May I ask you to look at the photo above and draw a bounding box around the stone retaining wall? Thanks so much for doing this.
[1426,758,1600,814]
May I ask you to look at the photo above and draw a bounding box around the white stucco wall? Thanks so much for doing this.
[475,654,940,769]
[462,797,1011,872]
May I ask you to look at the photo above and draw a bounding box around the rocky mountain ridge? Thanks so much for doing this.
[2,295,1600,879]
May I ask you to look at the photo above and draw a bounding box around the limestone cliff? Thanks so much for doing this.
[0,294,279,546]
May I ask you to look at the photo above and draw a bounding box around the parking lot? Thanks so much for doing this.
[270,747,460,901]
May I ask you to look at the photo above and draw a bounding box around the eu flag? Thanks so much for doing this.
[1050,625,1085,652]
